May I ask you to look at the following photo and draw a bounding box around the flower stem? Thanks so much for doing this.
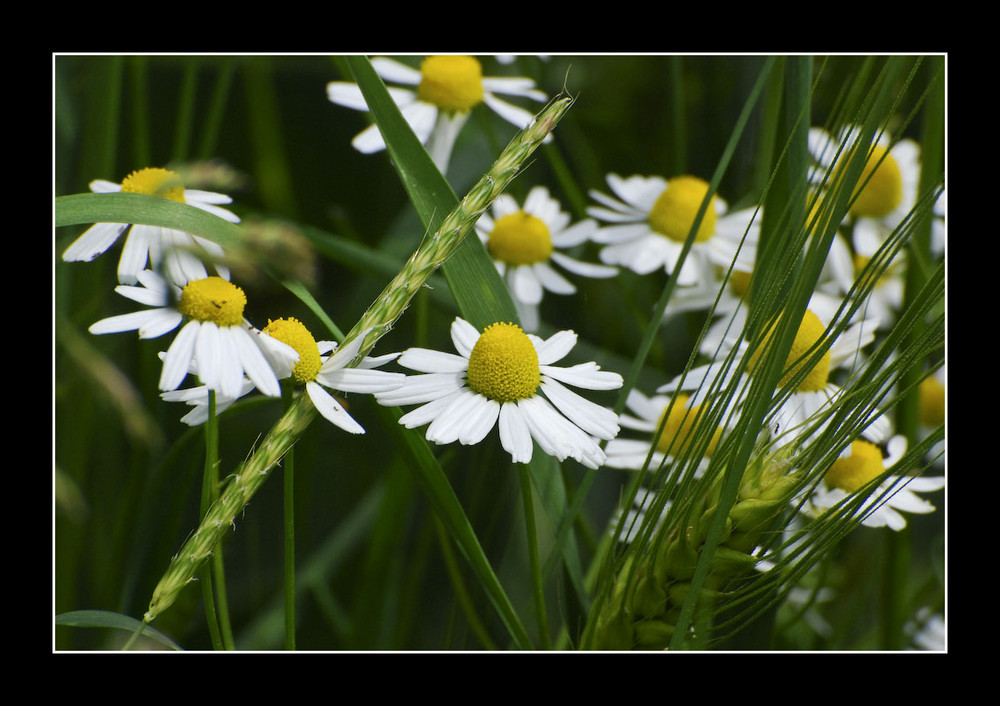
[282,383,297,651]
[518,464,550,650]
[200,390,225,650]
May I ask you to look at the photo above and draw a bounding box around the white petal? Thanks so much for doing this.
[511,265,544,305]
[541,362,623,391]
[316,367,405,394]
[481,77,547,101]
[426,390,490,444]
[216,327,247,399]
[450,317,481,359]
[532,262,576,295]
[498,401,534,464]
[397,389,464,429]
[549,251,617,279]
[482,92,536,130]
[398,347,469,373]
[236,328,282,397]
[376,373,466,406]
[533,329,577,365]
[159,321,200,391]
[371,56,423,85]
[194,321,223,392]
[541,377,620,439]
[62,222,128,262]
[552,218,599,248]
[308,382,365,434]
[88,309,166,337]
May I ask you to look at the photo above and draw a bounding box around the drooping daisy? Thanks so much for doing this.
[802,435,945,531]
[807,125,921,247]
[260,318,405,433]
[604,388,723,473]
[661,301,887,448]
[475,185,617,331]
[326,55,548,173]
[61,167,240,285]
[587,173,761,287]
[88,270,297,399]
[375,317,623,468]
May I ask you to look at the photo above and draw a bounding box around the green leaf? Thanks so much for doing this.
[55,609,183,650]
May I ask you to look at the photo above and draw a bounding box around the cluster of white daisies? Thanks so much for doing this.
[62,56,944,535]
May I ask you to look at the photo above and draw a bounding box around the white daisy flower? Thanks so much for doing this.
[327,55,548,173]
[807,125,921,247]
[475,185,617,331]
[61,167,240,285]
[375,317,624,468]
[88,270,297,399]
[661,300,887,448]
[802,435,945,531]
[586,173,761,287]
[160,320,403,432]
[258,318,405,434]
[604,388,722,473]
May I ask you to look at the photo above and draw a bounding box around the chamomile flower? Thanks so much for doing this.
[604,389,722,473]
[326,55,548,173]
[802,435,945,531]
[375,317,623,468]
[475,186,617,331]
[661,301,887,448]
[260,318,405,434]
[807,125,921,245]
[88,270,297,398]
[587,173,760,287]
[61,167,240,285]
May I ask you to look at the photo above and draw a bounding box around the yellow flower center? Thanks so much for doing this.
[840,143,903,219]
[177,277,246,327]
[648,175,718,243]
[417,55,484,113]
[486,211,554,265]
[825,440,884,492]
[120,167,186,202]
[466,322,540,403]
[748,309,831,392]
[728,269,753,300]
[262,317,322,384]
[919,374,945,428]
[654,394,722,457]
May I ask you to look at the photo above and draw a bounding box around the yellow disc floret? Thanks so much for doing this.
[840,143,902,219]
[120,167,186,202]
[654,394,722,458]
[417,55,484,113]
[825,440,885,492]
[262,317,322,384]
[648,175,718,243]
[748,309,831,392]
[466,322,540,403]
[178,277,246,327]
[919,374,945,428]
[486,211,554,265]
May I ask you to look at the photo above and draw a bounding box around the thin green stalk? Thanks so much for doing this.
[199,391,224,650]
[282,383,297,651]
[518,464,551,650]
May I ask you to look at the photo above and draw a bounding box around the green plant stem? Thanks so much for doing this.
[200,391,224,650]
[518,464,550,650]
[282,384,297,651]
